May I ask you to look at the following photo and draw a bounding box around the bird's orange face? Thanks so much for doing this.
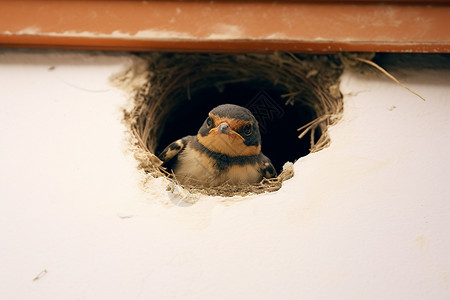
[197,113,261,157]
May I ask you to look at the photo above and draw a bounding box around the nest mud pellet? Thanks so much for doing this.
[122,52,345,197]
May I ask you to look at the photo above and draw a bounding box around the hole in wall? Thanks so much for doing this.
[125,52,344,196]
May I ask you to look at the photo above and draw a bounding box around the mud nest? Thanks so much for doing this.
[123,52,345,197]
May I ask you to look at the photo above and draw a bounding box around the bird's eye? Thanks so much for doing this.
[206,117,212,128]
[243,124,253,136]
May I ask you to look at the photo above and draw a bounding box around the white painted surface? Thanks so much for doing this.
[0,51,449,299]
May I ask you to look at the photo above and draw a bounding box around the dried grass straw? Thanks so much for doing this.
[124,52,345,196]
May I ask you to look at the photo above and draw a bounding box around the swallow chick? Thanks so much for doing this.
[158,104,277,187]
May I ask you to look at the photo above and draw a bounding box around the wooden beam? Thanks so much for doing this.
[1,1,449,53]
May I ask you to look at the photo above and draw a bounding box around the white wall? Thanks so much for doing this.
[1,51,449,299]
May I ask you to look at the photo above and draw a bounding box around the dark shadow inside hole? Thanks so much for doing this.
[156,79,320,173]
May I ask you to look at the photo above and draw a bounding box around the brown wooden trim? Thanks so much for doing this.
[1,1,449,53]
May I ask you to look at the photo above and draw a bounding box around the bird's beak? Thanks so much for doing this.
[218,122,231,134]
[209,122,245,141]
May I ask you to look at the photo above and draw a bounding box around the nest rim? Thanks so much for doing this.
[124,52,344,197]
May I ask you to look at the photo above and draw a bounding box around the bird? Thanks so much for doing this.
[158,104,277,187]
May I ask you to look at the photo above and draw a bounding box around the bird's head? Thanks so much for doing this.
[197,104,261,157]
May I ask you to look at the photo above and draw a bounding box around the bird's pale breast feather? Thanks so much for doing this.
[175,143,263,186]
[174,144,219,186]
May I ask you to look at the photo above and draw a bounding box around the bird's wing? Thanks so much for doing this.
[260,154,277,179]
[158,136,193,163]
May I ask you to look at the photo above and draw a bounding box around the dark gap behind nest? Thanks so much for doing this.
[156,79,319,173]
